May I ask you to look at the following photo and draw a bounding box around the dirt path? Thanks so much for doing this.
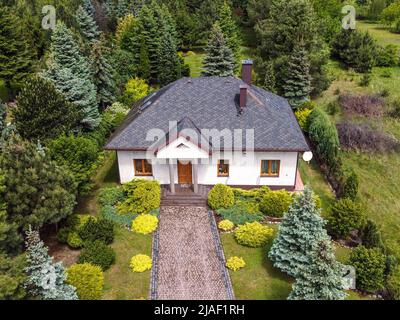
[151,206,234,300]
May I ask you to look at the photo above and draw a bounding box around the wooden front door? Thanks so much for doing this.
[178,161,193,184]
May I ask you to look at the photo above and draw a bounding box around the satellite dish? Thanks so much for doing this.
[303,151,313,162]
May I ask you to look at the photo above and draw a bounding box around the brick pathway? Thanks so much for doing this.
[151,206,234,300]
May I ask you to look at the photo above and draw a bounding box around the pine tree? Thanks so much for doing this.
[217,1,241,69]
[45,22,100,129]
[24,227,78,300]
[14,75,82,141]
[282,44,312,108]
[158,31,180,87]
[76,5,101,44]
[288,239,347,300]
[269,188,331,278]
[90,40,116,110]
[202,23,235,77]
[138,36,151,80]
[0,135,76,232]
[262,61,277,93]
[0,6,34,99]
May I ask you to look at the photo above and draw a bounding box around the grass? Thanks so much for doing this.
[357,21,400,47]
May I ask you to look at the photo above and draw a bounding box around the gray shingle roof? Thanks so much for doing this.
[105,76,309,152]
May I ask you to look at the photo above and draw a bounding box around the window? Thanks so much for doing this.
[217,160,229,177]
[261,160,280,177]
[134,159,153,176]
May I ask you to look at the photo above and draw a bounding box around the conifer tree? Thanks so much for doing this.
[218,1,241,69]
[76,5,101,44]
[202,23,235,77]
[0,6,34,99]
[288,239,347,300]
[83,0,95,17]
[24,227,78,300]
[282,44,312,108]
[138,36,151,80]
[90,40,116,110]
[158,31,180,87]
[0,135,76,232]
[0,100,5,134]
[45,22,100,129]
[262,61,277,93]
[14,75,82,141]
[269,188,332,278]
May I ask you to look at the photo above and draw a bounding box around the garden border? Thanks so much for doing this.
[208,210,235,300]
[149,221,160,300]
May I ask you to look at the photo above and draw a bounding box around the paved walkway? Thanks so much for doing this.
[151,206,234,300]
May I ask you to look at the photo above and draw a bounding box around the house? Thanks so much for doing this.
[105,60,311,193]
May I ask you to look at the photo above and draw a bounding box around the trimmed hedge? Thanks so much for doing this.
[66,263,104,300]
[78,241,116,271]
[259,190,293,217]
[234,222,274,248]
[208,184,235,210]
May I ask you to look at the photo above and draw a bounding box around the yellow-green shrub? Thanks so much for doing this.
[67,232,84,249]
[226,256,246,271]
[130,254,152,272]
[132,214,158,234]
[259,190,293,218]
[218,219,234,231]
[66,263,104,300]
[234,222,274,247]
[118,179,161,215]
[295,108,312,132]
[208,184,234,210]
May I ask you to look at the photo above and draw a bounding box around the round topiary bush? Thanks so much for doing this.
[208,184,234,210]
[79,218,115,244]
[259,190,293,217]
[130,254,152,272]
[218,219,234,231]
[132,214,158,234]
[226,256,246,271]
[66,263,104,300]
[234,222,274,248]
[77,241,116,271]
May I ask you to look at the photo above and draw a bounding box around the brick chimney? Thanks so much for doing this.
[241,59,253,85]
[240,85,248,110]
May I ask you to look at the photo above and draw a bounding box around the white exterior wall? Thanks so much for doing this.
[117,150,299,187]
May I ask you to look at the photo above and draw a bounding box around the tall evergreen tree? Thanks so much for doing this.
[0,135,76,233]
[24,227,78,300]
[262,61,277,93]
[217,1,241,69]
[14,75,82,141]
[83,0,95,17]
[0,6,34,99]
[202,23,235,77]
[282,44,312,108]
[138,36,151,80]
[158,31,180,87]
[0,100,5,134]
[76,5,101,44]
[90,41,116,110]
[45,22,100,129]
[269,188,333,278]
[288,239,347,300]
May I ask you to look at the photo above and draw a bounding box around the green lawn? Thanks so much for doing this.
[357,21,400,47]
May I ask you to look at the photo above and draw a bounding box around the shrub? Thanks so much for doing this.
[57,227,70,244]
[118,179,161,215]
[360,220,384,249]
[234,222,274,248]
[98,186,125,207]
[104,102,129,127]
[130,254,152,272]
[295,108,312,132]
[337,122,399,153]
[338,94,384,117]
[218,219,234,231]
[359,73,371,87]
[326,100,340,116]
[226,256,246,271]
[349,246,386,293]
[328,198,365,239]
[78,241,116,271]
[66,263,104,300]
[376,45,399,67]
[122,77,149,105]
[101,204,137,228]
[131,214,158,234]
[308,108,341,171]
[232,186,270,203]
[208,184,235,210]
[67,232,84,249]
[259,190,293,218]
[217,205,264,225]
[79,219,115,245]
[341,171,359,201]
[387,267,400,300]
